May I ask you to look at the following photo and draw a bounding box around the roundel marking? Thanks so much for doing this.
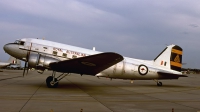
[138,64,148,75]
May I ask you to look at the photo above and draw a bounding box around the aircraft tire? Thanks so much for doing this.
[46,76,59,88]
[157,82,162,86]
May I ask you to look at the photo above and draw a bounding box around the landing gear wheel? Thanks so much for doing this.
[157,82,162,86]
[46,76,59,88]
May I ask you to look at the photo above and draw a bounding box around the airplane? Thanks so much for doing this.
[0,56,19,69]
[7,59,21,70]
[3,38,187,88]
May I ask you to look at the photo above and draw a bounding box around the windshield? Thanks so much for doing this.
[14,40,20,44]
[14,40,25,45]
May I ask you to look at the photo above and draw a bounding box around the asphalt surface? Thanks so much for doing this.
[0,70,199,112]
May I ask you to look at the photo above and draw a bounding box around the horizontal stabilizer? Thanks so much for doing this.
[157,71,188,79]
[49,52,124,75]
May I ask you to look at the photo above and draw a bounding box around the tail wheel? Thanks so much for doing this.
[46,76,59,88]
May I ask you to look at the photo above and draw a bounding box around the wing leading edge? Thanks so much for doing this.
[49,52,124,75]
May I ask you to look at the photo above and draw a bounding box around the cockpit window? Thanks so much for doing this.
[14,40,20,44]
[19,41,25,45]
[14,40,24,45]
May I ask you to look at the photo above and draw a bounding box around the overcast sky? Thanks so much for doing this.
[0,0,199,68]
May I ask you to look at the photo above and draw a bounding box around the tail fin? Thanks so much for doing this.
[154,45,182,72]
[7,56,17,64]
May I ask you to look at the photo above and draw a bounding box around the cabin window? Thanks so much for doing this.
[62,53,67,58]
[53,51,57,56]
[43,47,48,49]
[72,55,77,59]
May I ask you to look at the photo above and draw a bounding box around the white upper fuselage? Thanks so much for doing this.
[5,38,182,79]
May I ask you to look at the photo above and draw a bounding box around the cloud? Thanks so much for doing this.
[0,21,38,30]
[189,24,198,28]
[0,0,127,28]
[0,0,200,68]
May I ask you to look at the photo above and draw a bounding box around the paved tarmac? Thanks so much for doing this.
[0,70,199,112]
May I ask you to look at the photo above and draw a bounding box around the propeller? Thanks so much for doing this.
[23,61,28,77]
[23,48,31,77]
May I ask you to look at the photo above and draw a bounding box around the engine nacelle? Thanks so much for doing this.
[28,52,60,70]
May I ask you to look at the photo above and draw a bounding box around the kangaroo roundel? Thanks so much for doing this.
[138,64,148,75]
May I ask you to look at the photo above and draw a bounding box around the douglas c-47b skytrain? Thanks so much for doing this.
[4,38,187,88]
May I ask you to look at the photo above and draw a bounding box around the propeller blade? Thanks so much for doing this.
[23,51,29,77]
[23,62,27,77]
[23,43,33,77]
[26,63,29,75]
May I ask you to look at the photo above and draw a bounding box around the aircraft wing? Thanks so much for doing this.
[157,71,188,79]
[49,52,124,75]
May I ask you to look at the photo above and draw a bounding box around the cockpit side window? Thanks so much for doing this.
[19,41,25,45]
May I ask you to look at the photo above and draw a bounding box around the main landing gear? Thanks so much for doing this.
[46,71,69,88]
[154,79,162,86]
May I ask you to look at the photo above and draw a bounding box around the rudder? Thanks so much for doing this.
[154,45,183,72]
[170,45,182,72]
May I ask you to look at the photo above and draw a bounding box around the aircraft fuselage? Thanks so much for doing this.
[4,38,182,80]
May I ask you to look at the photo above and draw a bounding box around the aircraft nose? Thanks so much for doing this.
[3,44,12,54]
[3,43,27,60]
